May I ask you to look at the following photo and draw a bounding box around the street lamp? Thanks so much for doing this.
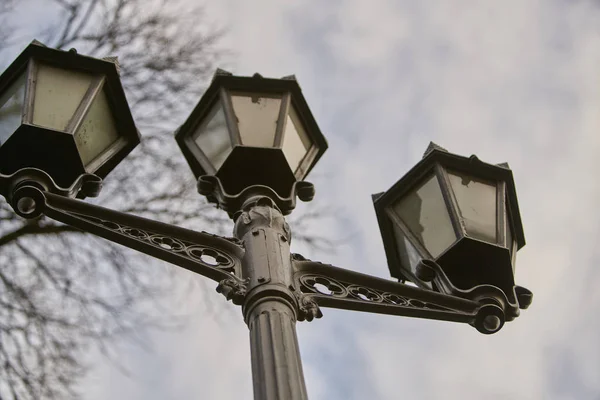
[175,70,327,215]
[0,40,139,191]
[373,142,532,333]
[0,44,532,400]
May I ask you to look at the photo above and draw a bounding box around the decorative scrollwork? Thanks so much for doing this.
[33,191,246,288]
[295,294,323,322]
[298,274,452,311]
[299,274,346,297]
[217,277,248,305]
[80,214,238,273]
[0,167,102,203]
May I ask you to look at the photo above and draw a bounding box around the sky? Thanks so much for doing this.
[5,0,600,399]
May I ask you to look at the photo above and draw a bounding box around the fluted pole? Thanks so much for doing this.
[234,196,308,400]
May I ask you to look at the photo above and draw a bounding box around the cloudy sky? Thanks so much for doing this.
[7,0,600,399]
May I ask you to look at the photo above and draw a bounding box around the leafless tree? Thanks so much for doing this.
[0,1,336,398]
[0,0,230,398]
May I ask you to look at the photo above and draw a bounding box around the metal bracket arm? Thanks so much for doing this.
[292,258,505,334]
[8,182,247,303]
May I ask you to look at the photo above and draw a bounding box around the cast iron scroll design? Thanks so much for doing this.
[0,167,102,202]
[198,175,315,217]
[415,259,530,323]
[299,274,450,311]
[217,277,249,305]
[291,256,481,326]
[295,293,322,322]
[7,183,247,297]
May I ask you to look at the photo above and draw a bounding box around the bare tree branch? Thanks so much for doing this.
[0,1,334,398]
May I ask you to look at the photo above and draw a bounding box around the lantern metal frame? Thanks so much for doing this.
[0,40,139,187]
[0,43,533,399]
[373,143,531,316]
[176,71,327,179]
[175,71,328,206]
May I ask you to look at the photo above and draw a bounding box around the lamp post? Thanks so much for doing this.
[0,43,532,400]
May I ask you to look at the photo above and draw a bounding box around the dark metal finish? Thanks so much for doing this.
[0,162,532,398]
[292,257,478,322]
[0,40,140,186]
[197,175,315,217]
[373,143,529,308]
[0,168,102,204]
[291,256,513,334]
[0,46,533,398]
[175,72,328,205]
[0,171,246,299]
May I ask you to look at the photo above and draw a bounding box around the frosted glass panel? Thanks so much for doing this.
[193,102,231,170]
[0,72,25,146]
[33,64,93,131]
[75,88,120,167]
[393,174,455,258]
[282,105,311,173]
[393,223,422,275]
[231,93,281,147]
[448,171,497,242]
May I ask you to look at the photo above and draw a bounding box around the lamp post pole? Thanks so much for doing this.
[236,197,308,399]
[0,43,533,400]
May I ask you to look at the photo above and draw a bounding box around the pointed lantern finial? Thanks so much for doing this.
[423,142,448,158]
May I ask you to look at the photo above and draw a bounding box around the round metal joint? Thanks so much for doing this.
[473,304,505,334]
[11,185,46,219]
[296,183,315,202]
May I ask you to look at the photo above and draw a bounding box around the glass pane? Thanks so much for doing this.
[193,101,231,170]
[33,63,93,131]
[0,72,26,146]
[282,104,311,173]
[74,88,120,167]
[393,174,456,258]
[448,171,497,242]
[231,93,281,147]
[393,224,422,275]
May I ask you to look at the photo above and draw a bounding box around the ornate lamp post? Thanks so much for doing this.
[0,43,532,400]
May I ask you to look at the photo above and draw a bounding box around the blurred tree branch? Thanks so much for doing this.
[0,0,228,398]
[0,0,334,399]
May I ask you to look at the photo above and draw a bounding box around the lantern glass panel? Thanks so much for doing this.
[0,72,26,146]
[74,88,120,167]
[193,101,231,170]
[448,171,497,242]
[282,104,311,172]
[231,93,281,147]
[33,64,94,131]
[393,223,422,275]
[393,174,456,258]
